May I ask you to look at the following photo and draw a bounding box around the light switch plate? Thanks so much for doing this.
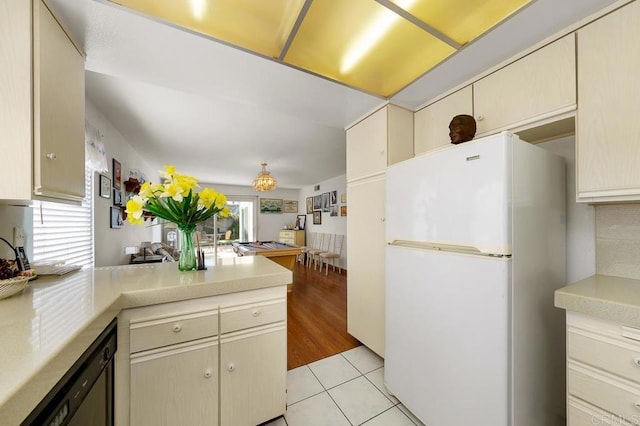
[13,227,25,247]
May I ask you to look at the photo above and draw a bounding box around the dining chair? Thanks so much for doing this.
[319,234,344,275]
[313,233,332,271]
[306,233,325,269]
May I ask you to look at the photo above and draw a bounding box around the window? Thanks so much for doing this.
[32,167,94,267]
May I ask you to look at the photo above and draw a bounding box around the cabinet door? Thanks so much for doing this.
[130,339,219,426]
[346,176,386,357]
[220,324,286,425]
[346,107,388,180]
[474,34,576,135]
[414,86,473,154]
[576,1,640,202]
[33,0,85,200]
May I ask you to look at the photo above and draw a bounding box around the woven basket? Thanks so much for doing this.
[0,276,29,300]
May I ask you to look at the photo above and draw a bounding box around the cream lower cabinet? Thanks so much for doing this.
[576,1,640,203]
[346,175,386,357]
[116,286,287,426]
[414,86,473,155]
[130,338,219,426]
[279,230,305,246]
[565,311,640,425]
[345,104,412,359]
[220,325,286,425]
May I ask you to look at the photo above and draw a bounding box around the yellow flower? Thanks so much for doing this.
[175,173,198,193]
[215,192,227,209]
[162,165,175,178]
[161,182,184,202]
[125,196,145,224]
[198,188,217,209]
[139,182,163,199]
[220,206,230,217]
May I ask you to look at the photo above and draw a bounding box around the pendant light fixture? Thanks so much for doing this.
[252,163,277,191]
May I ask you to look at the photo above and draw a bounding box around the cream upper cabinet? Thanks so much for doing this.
[414,86,473,155]
[576,1,640,203]
[346,104,413,181]
[0,0,85,202]
[473,34,576,136]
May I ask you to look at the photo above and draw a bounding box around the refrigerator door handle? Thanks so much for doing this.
[388,240,483,254]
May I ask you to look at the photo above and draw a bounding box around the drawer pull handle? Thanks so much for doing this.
[635,402,640,410]
[252,310,261,317]
[203,369,212,379]
[227,363,235,372]
[634,357,640,367]
[173,324,182,333]
[45,153,57,160]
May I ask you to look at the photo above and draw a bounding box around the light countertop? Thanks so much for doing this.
[555,274,640,327]
[0,256,291,425]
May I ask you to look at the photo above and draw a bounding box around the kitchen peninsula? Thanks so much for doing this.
[0,256,290,425]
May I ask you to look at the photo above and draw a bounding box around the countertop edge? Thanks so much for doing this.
[554,274,640,328]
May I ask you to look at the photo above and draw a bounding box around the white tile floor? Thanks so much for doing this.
[263,345,425,426]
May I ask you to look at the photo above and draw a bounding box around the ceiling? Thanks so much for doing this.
[46,0,615,189]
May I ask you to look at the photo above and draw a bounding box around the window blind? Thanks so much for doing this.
[32,168,94,267]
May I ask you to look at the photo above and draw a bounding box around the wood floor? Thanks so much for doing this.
[287,261,360,370]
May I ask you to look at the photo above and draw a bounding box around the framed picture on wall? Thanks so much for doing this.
[313,195,321,211]
[330,205,338,217]
[313,210,321,225]
[330,190,337,205]
[110,206,123,229]
[321,192,330,212]
[259,198,283,214]
[112,159,122,190]
[296,215,306,230]
[283,200,298,213]
[306,197,313,214]
[99,175,111,198]
[340,205,347,216]
[341,193,347,203]
[113,189,122,206]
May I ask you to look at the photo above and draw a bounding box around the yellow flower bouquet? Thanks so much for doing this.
[126,165,229,271]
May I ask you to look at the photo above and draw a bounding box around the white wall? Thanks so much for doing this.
[199,183,301,242]
[538,135,596,283]
[87,100,160,267]
[0,205,32,260]
[298,174,348,270]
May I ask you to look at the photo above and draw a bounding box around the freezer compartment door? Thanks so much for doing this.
[386,132,513,255]
[385,244,511,426]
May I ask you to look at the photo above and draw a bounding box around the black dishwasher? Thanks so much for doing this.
[22,318,117,426]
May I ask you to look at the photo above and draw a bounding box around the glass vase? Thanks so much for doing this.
[178,226,197,271]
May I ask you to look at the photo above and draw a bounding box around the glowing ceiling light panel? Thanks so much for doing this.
[190,0,206,21]
[341,0,416,74]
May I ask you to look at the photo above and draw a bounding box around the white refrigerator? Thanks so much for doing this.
[384,132,566,426]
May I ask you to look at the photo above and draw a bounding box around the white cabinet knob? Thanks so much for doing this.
[227,363,235,372]
[635,402,640,410]
[45,153,57,160]
[173,324,181,333]
[476,115,484,121]
[252,309,260,317]
[381,217,385,222]
[634,357,640,367]
[203,369,212,379]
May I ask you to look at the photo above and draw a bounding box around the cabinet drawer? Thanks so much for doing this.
[280,238,294,245]
[569,331,640,384]
[220,299,286,334]
[130,310,218,353]
[568,397,634,426]
[568,364,640,425]
[279,231,294,239]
